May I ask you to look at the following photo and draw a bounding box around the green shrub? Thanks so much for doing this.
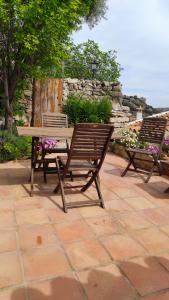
[0,131,32,162]
[63,95,112,125]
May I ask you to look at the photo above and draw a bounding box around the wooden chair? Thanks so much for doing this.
[41,113,69,181]
[121,117,167,183]
[54,123,114,213]
[42,112,69,153]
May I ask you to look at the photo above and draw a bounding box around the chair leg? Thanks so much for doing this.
[145,163,156,183]
[121,153,135,177]
[81,171,98,192]
[30,167,34,197]
[43,161,48,183]
[70,171,73,181]
[59,178,68,213]
[94,175,105,208]
[54,159,68,213]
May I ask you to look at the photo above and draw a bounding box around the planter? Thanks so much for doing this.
[161,161,169,176]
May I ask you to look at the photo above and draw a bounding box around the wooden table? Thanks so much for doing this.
[17,126,74,139]
[17,126,74,196]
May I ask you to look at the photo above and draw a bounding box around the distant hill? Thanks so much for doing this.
[122,95,159,117]
[155,107,169,113]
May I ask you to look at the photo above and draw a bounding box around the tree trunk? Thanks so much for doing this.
[3,68,13,133]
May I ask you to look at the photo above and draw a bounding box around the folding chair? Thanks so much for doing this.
[121,117,167,183]
[41,113,70,182]
[54,123,114,213]
[42,112,69,154]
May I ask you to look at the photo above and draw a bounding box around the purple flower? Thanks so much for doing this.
[42,138,57,150]
[146,144,160,154]
[36,138,58,152]
[164,139,169,145]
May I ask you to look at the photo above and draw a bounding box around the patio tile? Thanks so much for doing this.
[101,234,145,261]
[85,215,121,237]
[77,264,136,300]
[18,224,58,250]
[105,198,133,212]
[54,219,94,243]
[100,188,120,201]
[131,228,169,253]
[0,287,26,300]
[46,208,81,223]
[78,206,109,218]
[113,187,139,198]
[117,211,152,231]
[0,199,13,210]
[143,291,169,300]
[28,274,86,300]
[160,224,169,236]
[16,208,49,225]
[14,197,42,210]
[0,251,22,288]
[22,246,71,281]
[64,239,111,270]
[0,230,17,253]
[124,196,155,210]
[141,207,169,226]
[120,256,169,296]
[0,210,16,228]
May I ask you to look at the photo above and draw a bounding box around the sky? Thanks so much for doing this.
[73,0,169,108]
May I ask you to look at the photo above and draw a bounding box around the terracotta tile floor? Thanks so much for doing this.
[0,153,169,299]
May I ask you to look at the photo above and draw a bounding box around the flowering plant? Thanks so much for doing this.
[36,138,57,153]
[161,139,169,159]
[120,129,146,149]
[146,144,160,154]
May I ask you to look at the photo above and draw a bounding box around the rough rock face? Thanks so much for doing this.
[63,78,122,101]
[122,94,159,117]
[63,78,132,129]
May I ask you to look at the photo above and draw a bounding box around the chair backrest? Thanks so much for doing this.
[42,113,68,128]
[66,123,114,166]
[139,117,167,145]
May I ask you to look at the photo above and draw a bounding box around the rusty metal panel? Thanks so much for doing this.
[33,78,63,127]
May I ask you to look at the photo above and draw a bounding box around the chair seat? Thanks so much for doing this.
[58,156,97,171]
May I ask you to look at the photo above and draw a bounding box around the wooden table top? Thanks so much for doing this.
[17,126,121,140]
[17,126,74,139]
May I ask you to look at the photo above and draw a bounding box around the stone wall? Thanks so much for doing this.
[63,78,121,100]
[15,78,146,129]
[63,78,131,129]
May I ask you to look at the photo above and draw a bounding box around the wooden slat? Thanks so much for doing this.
[139,117,167,144]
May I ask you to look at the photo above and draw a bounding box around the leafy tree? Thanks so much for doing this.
[64,40,121,82]
[0,0,107,131]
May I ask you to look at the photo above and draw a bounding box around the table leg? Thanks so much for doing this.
[30,137,39,196]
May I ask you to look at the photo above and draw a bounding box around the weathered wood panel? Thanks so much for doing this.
[33,78,63,127]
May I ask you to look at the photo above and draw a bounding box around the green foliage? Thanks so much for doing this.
[0,0,107,130]
[63,95,112,125]
[0,131,31,162]
[65,40,120,81]
[85,0,108,28]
